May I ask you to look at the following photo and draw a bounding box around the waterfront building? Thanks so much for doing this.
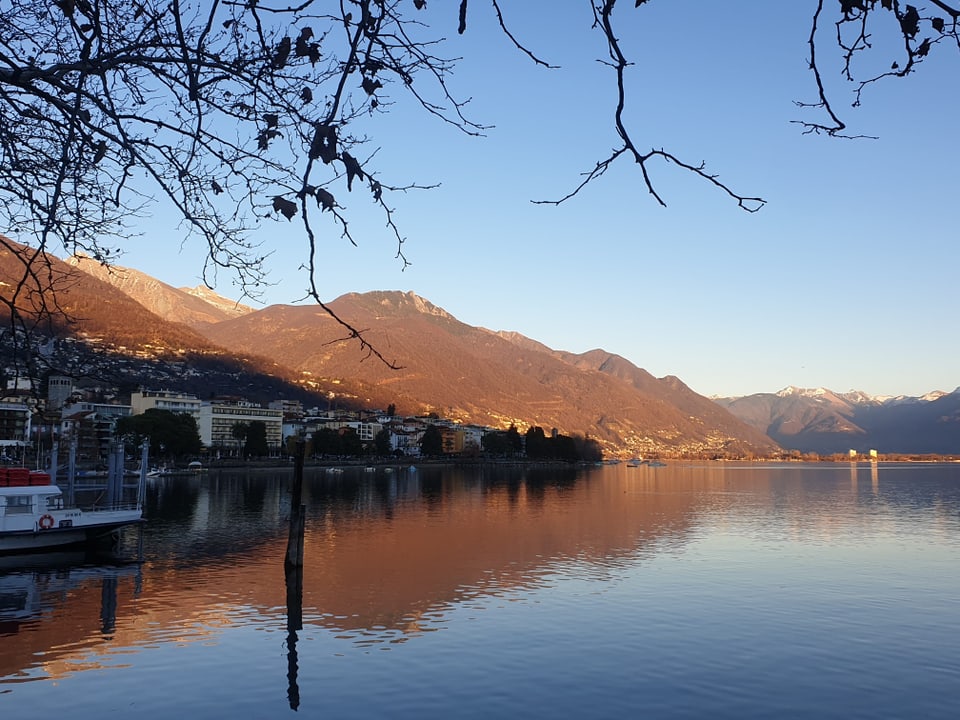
[198,400,283,452]
[131,390,202,420]
[59,403,132,466]
[269,398,304,419]
[441,427,466,455]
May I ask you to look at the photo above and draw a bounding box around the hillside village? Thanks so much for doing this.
[0,244,789,460]
[0,343,955,466]
[0,375,603,470]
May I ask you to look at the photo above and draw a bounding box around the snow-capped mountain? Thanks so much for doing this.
[715,387,960,455]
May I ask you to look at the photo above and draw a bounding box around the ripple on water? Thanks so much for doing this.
[2,464,959,719]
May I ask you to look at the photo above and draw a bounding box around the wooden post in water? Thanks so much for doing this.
[285,439,306,568]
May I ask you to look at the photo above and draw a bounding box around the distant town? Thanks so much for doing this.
[0,377,605,470]
[0,375,953,472]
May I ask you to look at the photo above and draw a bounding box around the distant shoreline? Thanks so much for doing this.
[190,455,960,472]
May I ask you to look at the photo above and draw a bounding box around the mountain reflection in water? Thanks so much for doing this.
[137,465,706,641]
[1,462,958,719]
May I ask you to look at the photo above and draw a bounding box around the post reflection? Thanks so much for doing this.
[100,576,118,635]
[285,563,303,711]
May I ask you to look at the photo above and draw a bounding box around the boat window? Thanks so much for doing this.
[45,495,64,510]
[5,495,32,514]
[0,591,28,612]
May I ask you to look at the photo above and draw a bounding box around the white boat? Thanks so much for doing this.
[0,472,142,553]
[146,466,192,477]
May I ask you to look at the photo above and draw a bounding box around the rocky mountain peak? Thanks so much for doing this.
[179,285,254,318]
[67,253,253,329]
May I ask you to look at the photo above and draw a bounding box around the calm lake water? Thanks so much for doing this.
[1,462,958,719]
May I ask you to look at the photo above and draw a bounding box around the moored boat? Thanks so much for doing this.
[146,465,195,477]
[0,469,142,553]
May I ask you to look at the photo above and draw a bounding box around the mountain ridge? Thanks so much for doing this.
[3,241,953,456]
[66,254,254,329]
[169,290,780,458]
[715,386,960,455]
[0,240,345,406]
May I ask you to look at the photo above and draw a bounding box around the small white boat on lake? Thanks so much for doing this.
[0,470,142,553]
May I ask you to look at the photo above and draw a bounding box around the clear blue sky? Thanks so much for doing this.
[118,2,958,399]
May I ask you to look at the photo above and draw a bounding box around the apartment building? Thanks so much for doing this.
[198,400,283,451]
[131,390,202,420]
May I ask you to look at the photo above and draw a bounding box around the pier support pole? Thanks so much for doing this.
[107,442,124,507]
[138,440,149,507]
[49,440,59,485]
[66,437,77,507]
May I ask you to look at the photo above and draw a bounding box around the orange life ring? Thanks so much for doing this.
[38,514,55,530]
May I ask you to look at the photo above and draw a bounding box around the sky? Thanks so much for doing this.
[110,2,958,399]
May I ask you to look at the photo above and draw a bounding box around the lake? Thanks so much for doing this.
[2,462,958,719]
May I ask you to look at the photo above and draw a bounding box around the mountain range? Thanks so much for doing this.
[1,241,956,457]
[715,386,960,455]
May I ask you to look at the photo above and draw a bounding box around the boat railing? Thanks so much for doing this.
[79,500,142,513]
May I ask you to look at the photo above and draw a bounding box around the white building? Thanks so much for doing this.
[198,400,283,451]
[131,390,202,420]
[61,402,132,421]
[460,425,485,452]
[344,420,383,443]
[293,416,384,448]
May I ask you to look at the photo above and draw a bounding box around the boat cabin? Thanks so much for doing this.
[0,470,62,531]
[0,469,141,552]
[0,485,64,523]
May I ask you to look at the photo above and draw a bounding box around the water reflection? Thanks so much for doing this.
[118,464,960,635]
[284,563,303,711]
[0,551,142,682]
[1,462,958,714]
[296,464,709,640]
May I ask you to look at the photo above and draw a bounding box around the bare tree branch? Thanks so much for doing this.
[537,1,765,211]
[796,0,960,135]
[0,0,957,377]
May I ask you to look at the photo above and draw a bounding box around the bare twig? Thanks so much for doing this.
[537,0,765,211]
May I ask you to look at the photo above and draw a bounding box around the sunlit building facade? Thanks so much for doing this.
[198,400,283,452]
